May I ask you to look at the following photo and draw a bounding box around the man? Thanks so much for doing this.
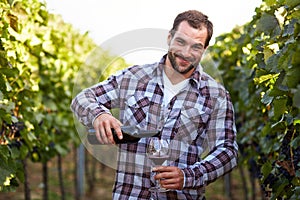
[71,10,238,200]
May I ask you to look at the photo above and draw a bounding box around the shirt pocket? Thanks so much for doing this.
[123,94,151,128]
[176,107,210,143]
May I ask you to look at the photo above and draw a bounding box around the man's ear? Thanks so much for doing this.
[203,46,208,53]
[167,33,172,46]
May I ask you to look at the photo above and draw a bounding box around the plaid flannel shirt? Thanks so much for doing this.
[71,55,238,199]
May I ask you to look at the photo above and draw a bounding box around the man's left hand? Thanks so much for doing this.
[152,166,184,190]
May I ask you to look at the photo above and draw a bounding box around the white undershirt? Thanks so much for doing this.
[162,70,189,107]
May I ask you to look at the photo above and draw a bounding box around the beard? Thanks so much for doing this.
[167,51,197,75]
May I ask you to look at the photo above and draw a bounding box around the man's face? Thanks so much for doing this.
[167,21,207,75]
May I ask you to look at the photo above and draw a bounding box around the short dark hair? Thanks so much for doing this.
[170,10,213,48]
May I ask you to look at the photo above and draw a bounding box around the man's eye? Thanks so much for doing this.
[176,39,185,45]
[192,45,203,52]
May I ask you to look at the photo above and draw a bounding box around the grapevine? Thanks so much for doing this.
[210,0,300,198]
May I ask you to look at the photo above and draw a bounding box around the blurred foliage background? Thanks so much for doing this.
[0,0,299,199]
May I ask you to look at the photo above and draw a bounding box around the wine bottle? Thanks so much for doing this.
[87,126,160,145]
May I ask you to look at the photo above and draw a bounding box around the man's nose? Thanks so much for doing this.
[181,45,192,57]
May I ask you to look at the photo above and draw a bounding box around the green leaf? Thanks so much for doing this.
[256,13,279,34]
[285,68,300,88]
[0,109,12,123]
[273,97,287,119]
[54,144,68,156]
[0,146,16,185]
[261,161,273,181]
[0,68,19,78]
[261,91,274,105]
[9,146,20,160]
[265,0,277,6]
[274,178,289,198]
[0,145,10,163]
[283,19,296,37]
[286,0,300,9]
[292,85,300,108]
[291,137,300,148]
[294,119,300,125]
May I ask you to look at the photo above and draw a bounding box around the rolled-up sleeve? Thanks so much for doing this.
[70,74,120,127]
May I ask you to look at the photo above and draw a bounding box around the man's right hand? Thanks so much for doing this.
[93,113,123,144]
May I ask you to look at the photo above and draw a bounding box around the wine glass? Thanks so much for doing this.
[147,137,170,193]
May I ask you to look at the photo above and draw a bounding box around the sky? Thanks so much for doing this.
[45,0,262,64]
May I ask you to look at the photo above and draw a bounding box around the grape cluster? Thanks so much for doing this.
[293,146,300,173]
[1,120,24,148]
[261,127,299,198]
